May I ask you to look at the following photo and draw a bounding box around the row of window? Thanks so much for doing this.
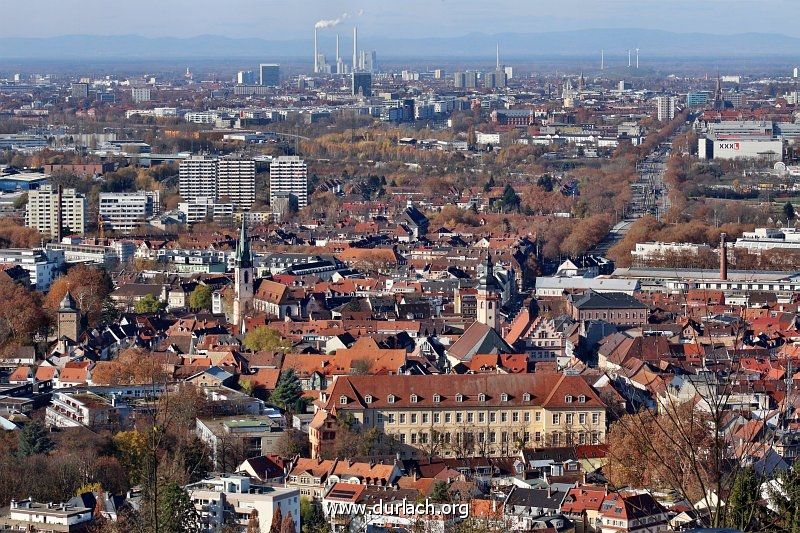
[365,410,601,426]
[347,393,589,404]
[393,430,602,446]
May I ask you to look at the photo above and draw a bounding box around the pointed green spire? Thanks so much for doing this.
[235,217,252,268]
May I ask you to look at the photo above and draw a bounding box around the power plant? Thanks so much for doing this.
[312,14,375,75]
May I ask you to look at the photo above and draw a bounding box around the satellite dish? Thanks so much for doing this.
[774,161,787,173]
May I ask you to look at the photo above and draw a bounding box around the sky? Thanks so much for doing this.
[3,0,798,39]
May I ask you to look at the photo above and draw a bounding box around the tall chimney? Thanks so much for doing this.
[720,233,728,280]
[335,33,340,70]
[313,27,318,73]
[353,26,358,72]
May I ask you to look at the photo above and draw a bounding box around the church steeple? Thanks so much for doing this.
[235,217,252,268]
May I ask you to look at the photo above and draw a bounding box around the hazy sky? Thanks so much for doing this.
[4,0,798,39]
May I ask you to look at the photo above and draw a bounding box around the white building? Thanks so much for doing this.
[99,191,161,233]
[3,498,92,531]
[269,156,308,209]
[131,87,151,103]
[179,156,218,201]
[178,197,234,224]
[655,96,677,121]
[47,238,136,266]
[734,227,800,253]
[217,158,256,209]
[0,248,63,290]
[631,241,712,260]
[186,475,299,533]
[534,276,640,298]
[25,184,87,238]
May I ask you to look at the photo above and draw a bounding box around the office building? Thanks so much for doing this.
[0,248,63,290]
[454,72,466,89]
[70,82,89,100]
[464,71,478,89]
[25,185,87,239]
[236,70,256,85]
[269,156,308,209]
[131,87,151,103]
[259,64,280,87]
[99,191,161,233]
[655,96,677,121]
[686,91,709,107]
[179,156,218,201]
[217,158,256,209]
[351,72,372,97]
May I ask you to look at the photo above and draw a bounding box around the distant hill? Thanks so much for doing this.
[1,29,799,60]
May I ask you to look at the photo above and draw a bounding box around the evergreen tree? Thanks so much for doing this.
[500,184,520,212]
[158,482,200,533]
[270,369,304,411]
[246,509,261,533]
[784,202,796,223]
[430,480,451,503]
[17,420,54,457]
[725,467,759,531]
[280,514,296,533]
[769,460,800,532]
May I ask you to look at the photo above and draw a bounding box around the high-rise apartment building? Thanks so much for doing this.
[131,87,151,103]
[269,156,308,209]
[99,191,161,233]
[656,96,677,121]
[236,70,256,85]
[259,64,280,87]
[179,156,218,201]
[351,72,372,97]
[25,185,87,238]
[71,82,89,100]
[217,158,256,209]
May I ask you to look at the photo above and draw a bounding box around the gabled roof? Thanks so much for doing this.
[448,322,513,362]
[570,291,648,310]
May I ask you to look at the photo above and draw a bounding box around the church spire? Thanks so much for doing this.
[235,217,252,268]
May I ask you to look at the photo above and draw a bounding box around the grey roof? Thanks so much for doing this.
[569,291,648,310]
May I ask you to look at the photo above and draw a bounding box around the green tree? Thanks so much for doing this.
[725,467,760,531]
[134,293,165,314]
[16,420,54,457]
[300,497,329,533]
[188,284,212,311]
[500,184,520,212]
[244,326,292,352]
[769,459,800,532]
[784,202,796,223]
[270,369,305,412]
[430,480,451,503]
[158,481,200,533]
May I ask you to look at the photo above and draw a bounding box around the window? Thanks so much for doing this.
[578,395,586,403]
[433,413,440,423]
[410,394,419,403]
[524,431,530,442]
[467,412,474,423]
[553,413,561,424]
[479,412,485,423]
[592,413,600,425]
[564,395,573,403]
[566,413,574,425]
[490,412,496,423]
[399,414,406,423]
[490,432,496,443]
[535,431,542,442]
[479,393,487,402]
[387,413,395,424]
[399,433,406,443]
[501,393,509,402]
[535,412,541,422]
[445,413,451,423]
[500,412,507,423]
[456,394,464,402]
[523,393,531,401]
[388,394,396,404]
[456,413,463,423]
[364,395,373,404]
[433,394,441,403]
[377,413,383,423]
[419,432,428,444]
[512,412,519,423]
[411,433,417,444]
[502,431,508,442]
[524,412,530,423]
[422,414,429,423]
[579,413,586,425]
[339,395,348,404]
[411,414,417,424]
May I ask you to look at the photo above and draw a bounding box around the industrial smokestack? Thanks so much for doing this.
[601,49,604,70]
[720,233,728,281]
[353,26,358,72]
[313,27,318,73]
[336,33,340,66]
[496,43,500,70]
[56,184,63,242]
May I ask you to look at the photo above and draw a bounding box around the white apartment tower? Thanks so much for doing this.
[25,185,87,238]
[269,156,308,209]
[179,156,218,201]
[217,158,256,209]
[656,96,677,121]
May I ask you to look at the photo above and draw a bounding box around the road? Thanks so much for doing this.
[591,140,675,255]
